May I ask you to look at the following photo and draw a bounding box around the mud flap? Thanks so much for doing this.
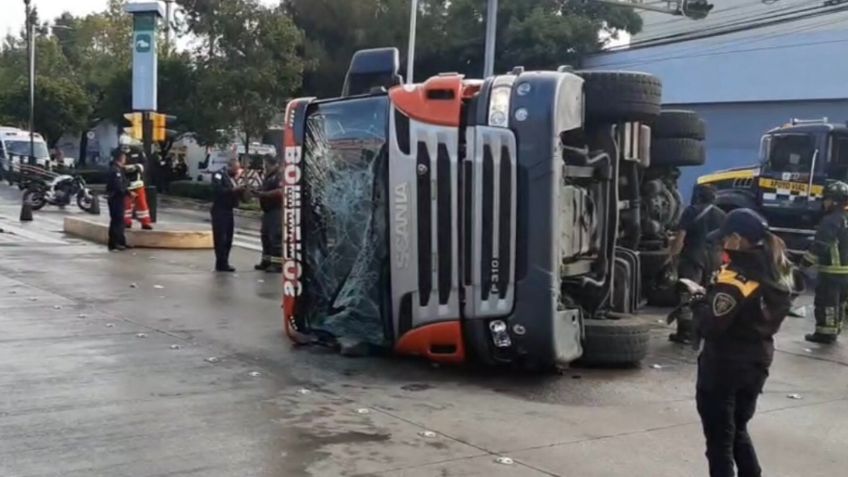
[554,309,583,365]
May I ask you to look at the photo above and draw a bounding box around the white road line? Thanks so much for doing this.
[233,240,262,252]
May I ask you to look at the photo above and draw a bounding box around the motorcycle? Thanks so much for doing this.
[23,174,97,213]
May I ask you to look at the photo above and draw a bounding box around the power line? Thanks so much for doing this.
[595,11,848,68]
[622,2,848,49]
[625,1,831,48]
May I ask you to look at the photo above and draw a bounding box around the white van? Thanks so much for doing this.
[0,128,51,181]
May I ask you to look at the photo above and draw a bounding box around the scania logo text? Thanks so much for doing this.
[393,182,411,269]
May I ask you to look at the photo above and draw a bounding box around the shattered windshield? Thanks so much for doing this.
[767,133,817,174]
[300,96,390,347]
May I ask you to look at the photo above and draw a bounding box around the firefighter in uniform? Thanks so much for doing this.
[211,158,245,272]
[106,149,130,251]
[668,184,727,343]
[692,209,793,477]
[253,156,283,273]
[123,147,153,230]
[802,181,848,344]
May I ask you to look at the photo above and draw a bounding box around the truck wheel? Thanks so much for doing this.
[653,110,706,140]
[579,317,650,366]
[578,71,662,124]
[651,138,706,167]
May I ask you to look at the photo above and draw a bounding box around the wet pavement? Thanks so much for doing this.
[1,184,847,476]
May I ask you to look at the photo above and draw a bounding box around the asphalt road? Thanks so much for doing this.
[1,184,846,477]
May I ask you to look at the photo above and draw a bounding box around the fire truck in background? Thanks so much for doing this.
[280,48,705,369]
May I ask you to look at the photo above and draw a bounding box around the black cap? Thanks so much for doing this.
[708,208,768,245]
[692,184,716,205]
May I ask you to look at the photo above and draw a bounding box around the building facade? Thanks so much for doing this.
[586,3,848,199]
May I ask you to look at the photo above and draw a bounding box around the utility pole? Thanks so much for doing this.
[406,0,418,84]
[483,0,498,77]
[24,0,35,162]
[164,0,173,57]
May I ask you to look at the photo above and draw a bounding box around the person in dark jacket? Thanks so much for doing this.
[210,158,245,272]
[802,180,848,343]
[253,156,283,273]
[106,149,130,251]
[668,184,727,343]
[691,208,794,477]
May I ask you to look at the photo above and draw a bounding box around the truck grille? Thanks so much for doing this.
[463,126,517,318]
[388,109,461,337]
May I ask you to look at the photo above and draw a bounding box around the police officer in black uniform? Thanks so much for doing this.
[692,209,794,477]
[210,158,245,272]
[668,184,727,343]
[803,180,848,343]
[106,149,129,251]
[253,156,283,273]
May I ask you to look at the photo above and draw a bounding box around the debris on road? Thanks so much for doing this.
[53,305,62,310]
[249,371,262,377]
[651,364,664,370]
[136,333,148,338]
[106,323,114,328]
[495,457,514,465]
[787,393,803,400]
[170,344,181,350]
[154,285,164,289]
[298,388,311,395]
[356,408,370,415]
[130,283,138,288]
[418,431,437,438]
[205,357,220,363]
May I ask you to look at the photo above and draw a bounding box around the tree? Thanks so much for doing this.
[0,77,91,147]
[178,0,305,150]
[287,0,642,97]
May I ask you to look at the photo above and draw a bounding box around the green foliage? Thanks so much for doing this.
[168,179,260,211]
[168,180,215,201]
[178,0,305,149]
[0,76,91,147]
[288,0,643,97]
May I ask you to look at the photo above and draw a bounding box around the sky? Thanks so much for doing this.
[2,0,107,38]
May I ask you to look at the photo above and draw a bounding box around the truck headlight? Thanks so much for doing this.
[488,76,516,128]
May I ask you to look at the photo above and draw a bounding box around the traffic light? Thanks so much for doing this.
[123,112,143,141]
[151,113,177,142]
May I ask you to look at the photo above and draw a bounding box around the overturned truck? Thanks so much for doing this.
[281,48,703,368]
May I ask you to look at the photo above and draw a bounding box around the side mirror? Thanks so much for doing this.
[342,48,402,97]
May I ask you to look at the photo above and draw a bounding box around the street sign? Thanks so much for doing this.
[126,4,164,111]
[135,34,152,53]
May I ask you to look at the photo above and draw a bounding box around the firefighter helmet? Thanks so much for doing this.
[823,181,848,204]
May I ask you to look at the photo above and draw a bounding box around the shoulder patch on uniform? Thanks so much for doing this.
[214,173,222,180]
[712,292,737,317]
[717,268,760,297]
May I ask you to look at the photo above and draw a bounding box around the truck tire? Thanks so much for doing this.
[653,110,706,140]
[651,138,706,167]
[579,317,650,366]
[578,71,662,124]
